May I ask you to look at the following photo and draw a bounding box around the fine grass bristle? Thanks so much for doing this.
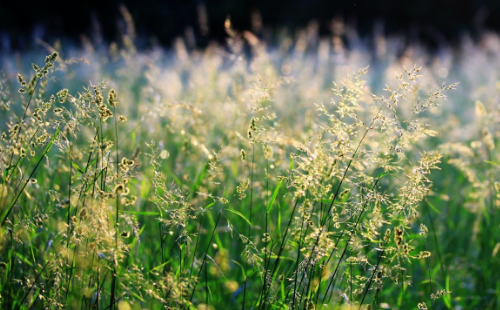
[0,19,499,310]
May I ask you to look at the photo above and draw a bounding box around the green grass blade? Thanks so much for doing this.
[267,180,282,213]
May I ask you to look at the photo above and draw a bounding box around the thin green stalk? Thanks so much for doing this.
[110,105,120,310]
[15,260,49,310]
[64,135,73,302]
[318,177,382,306]
[1,126,60,226]
[358,250,384,310]
[0,78,41,209]
[189,213,205,278]
[242,144,255,310]
[261,157,270,306]
[261,199,300,304]
[291,216,307,309]
[189,209,223,303]
[425,200,446,280]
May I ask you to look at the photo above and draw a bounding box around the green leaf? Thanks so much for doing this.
[190,162,209,197]
[84,158,97,172]
[426,199,441,215]
[86,168,106,192]
[140,176,150,199]
[318,199,333,204]
[170,171,182,187]
[147,259,173,274]
[377,172,388,179]
[443,275,452,309]
[268,254,295,262]
[419,279,440,285]
[43,127,60,154]
[15,252,33,267]
[289,155,294,170]
[204,201,216,210]
[267,180,282,213]
[277,202,282,239]
[131,293,146,302]
[280,281,286,303]
[121,211,159,216]
[225,208,252,226]
[71,162,84,174]
[270,303,289,309]
[231,260,247,278]
[3,165,16,178]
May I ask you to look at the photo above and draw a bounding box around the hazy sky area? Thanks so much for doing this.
[1,0,499,49]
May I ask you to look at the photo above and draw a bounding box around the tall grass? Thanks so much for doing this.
[0,15,499,310]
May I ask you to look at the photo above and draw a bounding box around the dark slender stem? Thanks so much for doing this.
[205,260,209,305]
[1,126,61,226]
[189,214,205,277]
[109,105,120,310]
[318,177,382,306]
[292,217,307,309]
[261,157,270,306]
[358,250,384,310]
[243,144,255,310]
[15,260,49,310]
[189,209,223,303]
[0,78,41,208]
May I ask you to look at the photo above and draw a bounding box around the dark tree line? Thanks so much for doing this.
[1,0,498,49]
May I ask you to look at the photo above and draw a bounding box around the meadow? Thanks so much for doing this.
[0,19,499,310]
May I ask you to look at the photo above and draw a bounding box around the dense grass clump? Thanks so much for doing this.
[0,20,499,310]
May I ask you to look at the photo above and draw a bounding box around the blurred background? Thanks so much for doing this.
[1,0,500,50]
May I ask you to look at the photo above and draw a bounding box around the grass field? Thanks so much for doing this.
[1,21,499,310]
